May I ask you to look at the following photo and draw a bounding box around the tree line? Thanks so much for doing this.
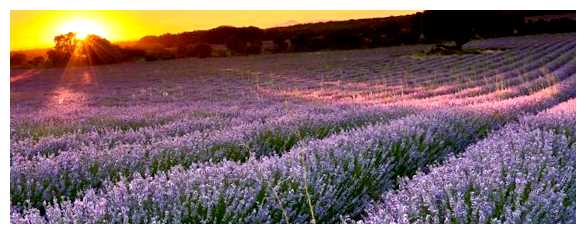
[11,10,575,68]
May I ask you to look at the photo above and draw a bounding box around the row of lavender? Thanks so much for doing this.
[268,38,575,106]
[11,105,415,210]
[361,99,575,223]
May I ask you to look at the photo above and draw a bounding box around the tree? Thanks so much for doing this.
[47,50,70,67]
[204,26,240,44]
[28,56,45,67]
[325,29,363,50]
[191,44,213,58]
[10,52,27,67]
[418,11,476,49]
[46,33,129,66]
[145,48,175,61]
[222,27,264,55]
[245,41,262,55]
[177,44,213,58]
[290,33,311,52]
[226,35,248,55]
[47,32,78,66]
[120,48,147,61]
[78,34,125,65]
[54,32,77,55]
[418,11,526,49]
[272,36,289,53]
[290,33,326,52]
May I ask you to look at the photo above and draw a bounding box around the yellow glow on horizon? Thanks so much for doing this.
[11,10,420,50]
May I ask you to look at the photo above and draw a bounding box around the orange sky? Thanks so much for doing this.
[11,10,418,50]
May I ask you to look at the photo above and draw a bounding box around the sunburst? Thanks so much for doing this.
[58,19,107,39]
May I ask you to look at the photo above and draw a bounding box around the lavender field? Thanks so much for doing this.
[10,33,576,224]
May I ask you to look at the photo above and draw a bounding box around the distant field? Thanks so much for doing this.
[10,33,576,224]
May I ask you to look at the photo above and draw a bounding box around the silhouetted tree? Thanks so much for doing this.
[220,27,264,55]
[28,56,45,67]
[145,48,176,61]
[239,27,264,42]
[245,41,263,55]
[204,26,240,44]
[191,44,213,58]
[325,29,363,50]
[420,11,476,49]
[46,32,78,66]
[46,50,68,67]
[226,35,248,55]
[158,33,177,48]
[46,33,131,66]
[272,36,289,52]
[78,34,125,65]
[54,32,77,54]
[372,21,402,46]
[120,48,147,61]
[290,32,327,52]
[177,44,213,58]
[10,52,27,67]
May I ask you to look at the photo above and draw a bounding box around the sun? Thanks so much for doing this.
[58,19,107,39]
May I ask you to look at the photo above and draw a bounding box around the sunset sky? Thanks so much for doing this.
[11,10,418,50]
